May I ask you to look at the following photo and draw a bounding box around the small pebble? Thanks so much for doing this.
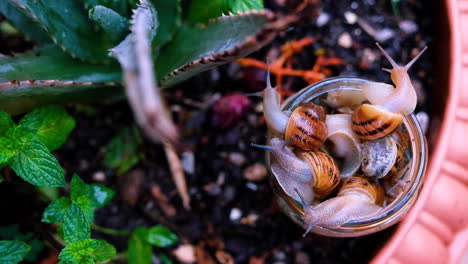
[92,171,106,182]
[240,213,259,226]
[344,11,357,24]
[172,244,196,263]
[182,151,195,174]
[246,182,258,191]
[316,12,330,27]
[230,208,242,221]
[399,20,418,34]
[295,251,311,264]
[375,28,394,42]
[228,152,247,166]
[243,163,268,182]
[338,32,352,48]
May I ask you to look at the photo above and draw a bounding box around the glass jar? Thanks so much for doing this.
[267,77,428,237]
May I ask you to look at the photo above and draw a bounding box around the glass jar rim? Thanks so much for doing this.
[271,77,428,237]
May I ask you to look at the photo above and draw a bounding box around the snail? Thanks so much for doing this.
[295,176,384,235]
[351,43,427,140]
[324,114,362,178]
[252,138,340,202]
[260,70,328,150]
[361,135,398,178]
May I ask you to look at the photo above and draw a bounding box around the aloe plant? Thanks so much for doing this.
[0,0,283,144]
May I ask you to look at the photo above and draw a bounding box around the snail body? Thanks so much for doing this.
[253,138,340,202]
[262,72,327,150]
[351,43,427,140]
[298,176,384,232]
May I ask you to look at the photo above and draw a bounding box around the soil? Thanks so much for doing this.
[0,0,434,263]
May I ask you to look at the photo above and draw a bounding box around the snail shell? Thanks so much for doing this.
[361,135,398,178]
[284,102,328,150]
[325,114,362,178]
[301,176,384,229]
[297,150,340,199]
[351,104,403,140]
[351,44,427,140]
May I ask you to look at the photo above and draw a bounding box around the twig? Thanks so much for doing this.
[163,142,191,210]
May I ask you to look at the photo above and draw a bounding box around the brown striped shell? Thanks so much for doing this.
[297,150,340,199]
[351,104,403,140]
[339,176,385,206]
[284,102,328,150]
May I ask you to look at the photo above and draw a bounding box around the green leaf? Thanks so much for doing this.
[70,175,115,221]
[6,127,65,187]
[103,126,142,175]
[63,203,90,243]
[151,0,180,48]
[0,45,121,83]
[10,0,114,62]
[0,137,15,165]
[84,0,130,17]
[0,110,15,136]
[146,226,178,248]
[18,105,76,151]
[0,240,31,264]
[128,227,152,264]
[59,239,116,263]
[70,175,95,222]
[0,1,51,44]
[186,0,263,24]
[229,0,264,12]
[42,197,71,223]
[90,184,115,208]
[156,11,274,87]
[158,253,172,264]
[89,5,129,44]
[36,186,59,201]
[0,225,44,262]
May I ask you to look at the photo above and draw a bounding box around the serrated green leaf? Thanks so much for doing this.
[0,137,15,165]
[42,197,71,223]
[89,5,129,44]
[59,239,116,263]
[84,0,129,17]
[128,227,152,264]
[103,126,142,175]
[0,45,121,83]
[63,203,90,243]
[186,0,263,24]
[18,105,75,151]
[146,226,177,248]
[0,111,15,137]
[90,184,115,207]
[0,225,44,262]
[156,12,273,87]
[151,0,180,48]
[10,0,114,62]
[0,1,51,44]
[6,127,65,187]
[70,175,95,222]
[0,240,31,264]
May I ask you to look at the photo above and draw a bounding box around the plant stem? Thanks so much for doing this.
[91,223,132,236]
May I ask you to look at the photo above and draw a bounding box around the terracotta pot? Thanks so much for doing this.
[371,0,468,263]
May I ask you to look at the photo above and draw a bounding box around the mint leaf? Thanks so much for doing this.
[63,203,90,243]
[128,227,152,264]
[19,105,76,151]
[90,184,115,207]
[0,226,43,262]
[42,197,71,223]
[146,226,178,248]
[0,240,31,264]
[0,110,14,136]
[0,137,15,165]
[59,239,116,263]
[70,175,95,222]
[103,126,142,175]
[7,127,65,187]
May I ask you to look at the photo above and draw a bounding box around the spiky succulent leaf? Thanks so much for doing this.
[151,0,181,49]
[89,5,129,44]
[9,0,114,62]
[157,10,275,87]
